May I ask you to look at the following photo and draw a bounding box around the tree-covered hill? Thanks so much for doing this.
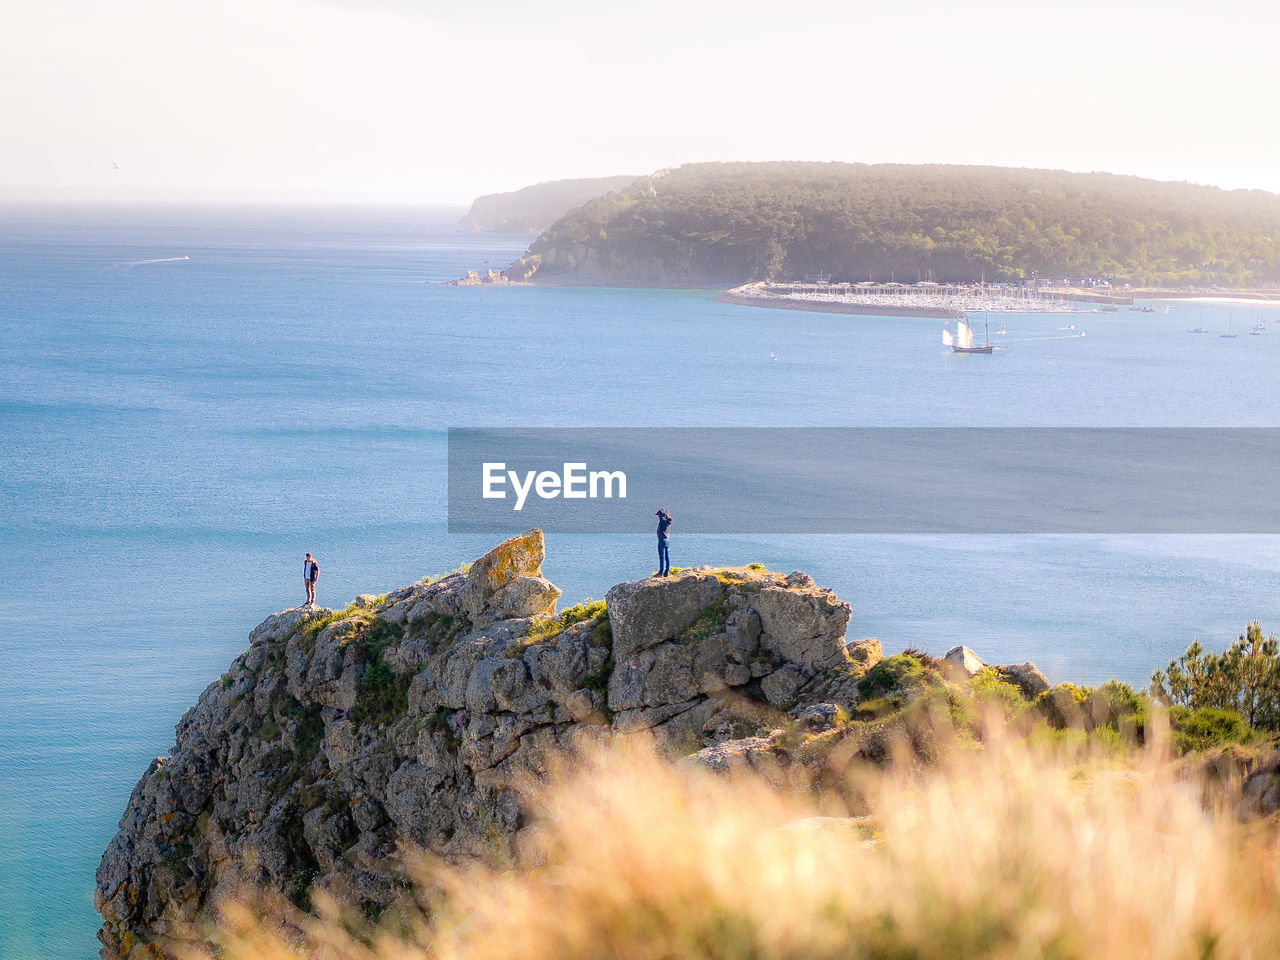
[515,162,1280,286]
[460,175,638,233]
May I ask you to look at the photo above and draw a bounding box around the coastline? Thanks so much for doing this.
[714,289,963,319]
[1137,290,1280,303]
[443,271,1280,306]
[716,281,1087,318]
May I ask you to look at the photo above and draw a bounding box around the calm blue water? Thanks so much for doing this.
[2,204,1279,959]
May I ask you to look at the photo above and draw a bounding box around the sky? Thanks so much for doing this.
[3,0,1279,205]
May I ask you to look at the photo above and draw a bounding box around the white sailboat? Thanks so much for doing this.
[948,317,994,354]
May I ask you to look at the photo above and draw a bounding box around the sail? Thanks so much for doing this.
[956,320,974,349]
[942,328,954,346]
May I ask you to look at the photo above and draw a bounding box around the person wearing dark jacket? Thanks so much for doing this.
[655,509,672,576]
[303,553,319,606]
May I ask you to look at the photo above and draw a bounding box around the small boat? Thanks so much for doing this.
[944,318,994,354]
[1101,305,1119,312]
[1187,327,1209,334]
[1221,315,1237,338]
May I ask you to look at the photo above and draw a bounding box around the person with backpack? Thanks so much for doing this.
[303,553,319,606]
[655,509,672,577]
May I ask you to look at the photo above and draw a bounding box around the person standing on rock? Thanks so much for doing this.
[655,509,672,576]
[303,553,319,606]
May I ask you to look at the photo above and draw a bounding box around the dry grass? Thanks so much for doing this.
[191,713,1280,960]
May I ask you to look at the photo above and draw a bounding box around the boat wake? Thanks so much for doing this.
[1006,332,1087,342]
[103,256,191,273]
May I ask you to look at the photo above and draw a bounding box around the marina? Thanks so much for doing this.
[721,281,1117,318]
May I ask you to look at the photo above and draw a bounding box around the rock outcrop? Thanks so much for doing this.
[95,535,873,959]
[942,644,1051,697]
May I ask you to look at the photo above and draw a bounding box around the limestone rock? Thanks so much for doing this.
[795,703,840,732]
[467,528,545,594]
[760,664,805,706]
[493,575,561,620]
[997,662,1051,698]
[752,584,851,669]
[605,572,725,659]
[249,606,328,646]
[943,645,987,680]
[680,734,783,776]
[845,638,882,666]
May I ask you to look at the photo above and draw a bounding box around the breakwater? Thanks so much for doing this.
[719,282,1086,317]
[716,288,963,318]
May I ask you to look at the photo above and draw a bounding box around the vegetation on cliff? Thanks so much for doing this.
[459,176,638,233]
[96,528,1280,960]
[522,162,1280,286]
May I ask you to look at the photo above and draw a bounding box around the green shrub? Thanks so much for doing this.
[678,601,729,645]
[350,657,409,726]
[286,699,325,760]
[852,697,901,721]
[1035,680,1149,744]
[289,868,319,911]
[523,600,608,648]
[583,655,614,693]
[857,653,942,701]
[1037,683,1094,730]
[968,668,1029,718]
[292,602,367,644]
[1169,705,1255,753]
[410,611,470,649]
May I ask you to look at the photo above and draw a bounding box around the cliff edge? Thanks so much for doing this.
[95,530,872,959]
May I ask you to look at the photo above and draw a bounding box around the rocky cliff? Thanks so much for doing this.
[94,530,880,959]
[93,530,1280,960]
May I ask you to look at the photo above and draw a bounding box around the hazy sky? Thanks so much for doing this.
[4,0,1278,204]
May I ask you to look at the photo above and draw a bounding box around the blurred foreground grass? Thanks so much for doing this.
[190,709,1280,960]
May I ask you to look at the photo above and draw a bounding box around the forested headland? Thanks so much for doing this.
[511,162,1280,286]
[460,175,638,233]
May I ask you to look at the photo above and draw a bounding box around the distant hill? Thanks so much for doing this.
[460,176,638,233]
[509,162,1280,286]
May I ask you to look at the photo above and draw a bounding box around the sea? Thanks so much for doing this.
[2,203,1279,959]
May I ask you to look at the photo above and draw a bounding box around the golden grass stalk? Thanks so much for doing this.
[197,714,1280,960]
